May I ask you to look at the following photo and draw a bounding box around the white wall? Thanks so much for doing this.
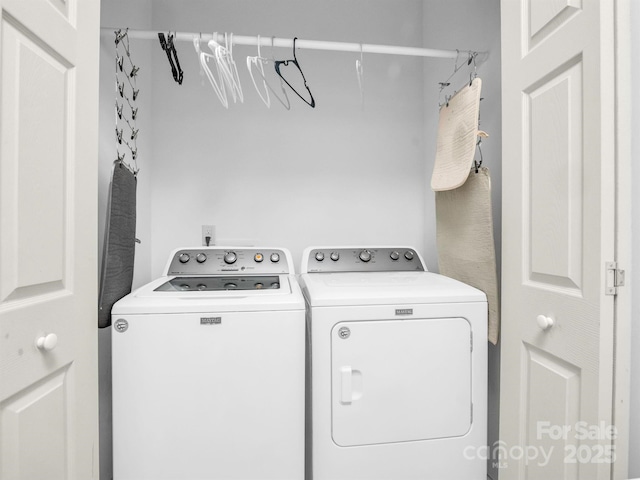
[146,0,427,280]
[422,2,501,479]
[629,3,640,478]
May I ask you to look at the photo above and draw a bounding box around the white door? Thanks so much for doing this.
[0,0,100,478]
[500,0,619,479]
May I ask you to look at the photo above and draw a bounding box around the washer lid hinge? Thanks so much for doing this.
[605,262,625,296]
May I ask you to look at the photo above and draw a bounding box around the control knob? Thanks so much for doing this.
[359,250,372,262]
[330,252,340,261]
[224,251,237,264]
[196,253,207,263]
[315,252,325,262]
[178,253,190,264]
[270,253,280,263]
[404,251,414,261]
[390,251,400,261]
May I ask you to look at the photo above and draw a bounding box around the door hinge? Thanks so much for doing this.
[605,262,625,296]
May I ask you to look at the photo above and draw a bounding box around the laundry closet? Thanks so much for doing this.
[98,0,502,478]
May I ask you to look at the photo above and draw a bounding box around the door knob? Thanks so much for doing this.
[36,333,58,351]
[536,315,554,331]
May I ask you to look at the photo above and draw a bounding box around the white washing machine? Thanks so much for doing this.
[111,247,305,480]
[299,246,487,480]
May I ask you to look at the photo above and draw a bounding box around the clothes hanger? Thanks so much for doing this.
[224,33,244,102]
[356,42,364,109]
[158,32,184,85]
[274,37,316,108]
[196,33,228,108]
[209,33,243,103]
[438,49,483,108]
[246,35,271,107]
[262,36,291,110]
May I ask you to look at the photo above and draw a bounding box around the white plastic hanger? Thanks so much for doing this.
[356,42,364,108]
[255,36,291,110]
[195,33,228,108]
[225,33,244,102]
[246,35,271,107]
[209,33,243,104]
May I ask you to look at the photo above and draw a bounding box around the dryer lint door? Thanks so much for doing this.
[331,317,472,447]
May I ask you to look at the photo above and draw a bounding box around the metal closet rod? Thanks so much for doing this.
[102,27,474,59]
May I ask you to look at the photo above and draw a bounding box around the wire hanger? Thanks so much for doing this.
[158,32,184,84]
[114,28,139,174]
[438,50,479,108]
[274,37,316,108]
[246,35,271,107]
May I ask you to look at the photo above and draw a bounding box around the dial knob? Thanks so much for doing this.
[390,251,400,261]
[404,250,415,261]
[254,253,264,263]
[224,251,237,264]
[330,252,340,261]
[359,250,372,262]
[315,252,325,262]
[270,253,280,263]
[196,253,207,263]
[178,253,190,263]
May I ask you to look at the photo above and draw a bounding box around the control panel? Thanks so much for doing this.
[304,247,425,273]
[165,248,290,276]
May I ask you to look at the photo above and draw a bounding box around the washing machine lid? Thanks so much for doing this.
[299,271,486,307]
[111,274,305,315]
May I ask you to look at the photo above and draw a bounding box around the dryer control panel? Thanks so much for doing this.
[303,247,425,273]
[165,247,291,275]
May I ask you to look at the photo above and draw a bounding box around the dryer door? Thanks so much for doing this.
[331,317,472,447]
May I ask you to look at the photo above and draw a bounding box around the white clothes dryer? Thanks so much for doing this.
[111,247,305,480]
[299,246,487,480]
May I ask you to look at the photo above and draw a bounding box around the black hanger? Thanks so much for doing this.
[274,37,315,108]
[158,32,184,85]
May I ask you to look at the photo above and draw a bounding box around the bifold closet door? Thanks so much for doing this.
[0,1,100,478]
[499,0,621,479]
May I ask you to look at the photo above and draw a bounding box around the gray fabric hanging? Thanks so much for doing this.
[98,161,137,328]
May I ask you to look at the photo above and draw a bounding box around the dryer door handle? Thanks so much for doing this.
[340,366,363,404]
[340,366,353,404]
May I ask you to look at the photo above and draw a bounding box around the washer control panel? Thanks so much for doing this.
[304,247,425,273]
[166,247,290,275]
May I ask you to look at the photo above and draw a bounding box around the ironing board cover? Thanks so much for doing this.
[98,161,137,328]
[431,78,482,191]
[436,166,500,344]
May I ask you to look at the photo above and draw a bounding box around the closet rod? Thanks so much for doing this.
[101,28,470,59]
